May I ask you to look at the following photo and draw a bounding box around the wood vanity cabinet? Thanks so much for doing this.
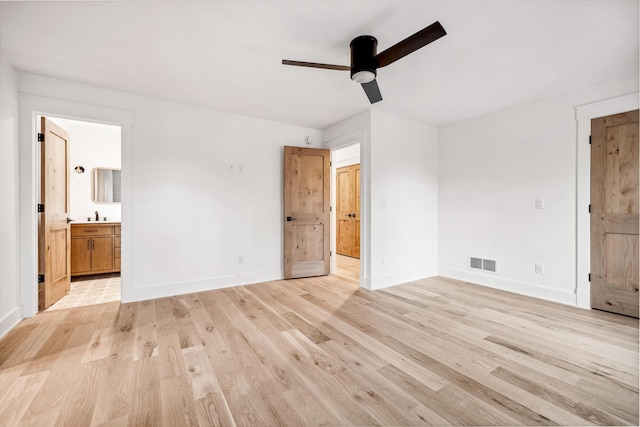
[71,224,121,276]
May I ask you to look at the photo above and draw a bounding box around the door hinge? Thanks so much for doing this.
[330,206,332,212]
[330,161,332,167]
[37,203,45,213]
[588,273,591,282]
[588,204,591,213]
[330,251,332,257]
[589,135,592,145]
[38,274,44,283]
[37,133,44,142]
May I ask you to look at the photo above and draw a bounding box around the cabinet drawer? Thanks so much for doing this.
[114,236,121,248]
[72,225,113,237]
[114,225,121,235]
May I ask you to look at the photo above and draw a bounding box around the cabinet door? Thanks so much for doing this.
[91,237,114,272]
[71,238,92,274]
[114,236,121,270]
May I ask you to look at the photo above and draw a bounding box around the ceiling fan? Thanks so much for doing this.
[282,21,446,104]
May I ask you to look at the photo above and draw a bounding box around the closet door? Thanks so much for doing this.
[590,110,639,317]
[336,164,360,258]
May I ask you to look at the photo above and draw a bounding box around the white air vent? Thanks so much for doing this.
[469,256,497,273]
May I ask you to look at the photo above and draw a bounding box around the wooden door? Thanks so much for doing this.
[283,146,330,279]
[591,110,639,317]
[336,164,361,258]
[38,117,71,310]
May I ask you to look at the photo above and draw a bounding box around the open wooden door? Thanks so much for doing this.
[283,146,330,279]
[590,110,639,317]
[38,117,71,310]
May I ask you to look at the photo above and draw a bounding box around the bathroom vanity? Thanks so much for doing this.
[71,222,121,276]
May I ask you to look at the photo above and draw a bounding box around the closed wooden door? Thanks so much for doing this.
[591,110,639,317]
[283,146,330,279]
[38,117,71,310]
[336,164,360,258]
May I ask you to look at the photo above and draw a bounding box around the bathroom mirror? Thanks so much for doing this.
[92,168,121,203]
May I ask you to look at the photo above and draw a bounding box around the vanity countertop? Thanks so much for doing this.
[71,221,121,225]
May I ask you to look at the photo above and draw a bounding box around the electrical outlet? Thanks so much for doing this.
[238,164,244,174]
[238,256,244,265]
[535,262,544,274]
[228,163,234,173]
[380,257,385,265]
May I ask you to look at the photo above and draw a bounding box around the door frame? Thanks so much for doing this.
[575,92,638,309]
[332,146,361,261]
[326,129,368,288]
[18,95,133,317]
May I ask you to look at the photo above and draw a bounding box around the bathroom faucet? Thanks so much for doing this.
[95,211,99,221]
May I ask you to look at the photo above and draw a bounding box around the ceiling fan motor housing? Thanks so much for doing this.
[350,35,378,82]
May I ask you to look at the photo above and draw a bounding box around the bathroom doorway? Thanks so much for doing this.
[38,116,122,312]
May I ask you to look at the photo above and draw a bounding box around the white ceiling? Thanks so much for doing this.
[1,0,638,129]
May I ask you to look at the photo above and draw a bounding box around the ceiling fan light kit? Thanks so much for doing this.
[350,35,378,83]
[282,21,446,104]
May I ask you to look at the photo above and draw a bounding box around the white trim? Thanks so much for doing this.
[18,94,134,316]
[440,267,576,306]
[0,307,23,340]
[574,92,639,309]
[367,266,438,290]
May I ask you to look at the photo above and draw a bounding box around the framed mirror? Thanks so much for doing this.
[92,167,121,203]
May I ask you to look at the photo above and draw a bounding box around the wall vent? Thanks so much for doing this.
[469,256,497,273]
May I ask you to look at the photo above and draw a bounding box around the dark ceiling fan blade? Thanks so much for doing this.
[282,60,350,71]
[361,79,382,104]
[375,21,446,68]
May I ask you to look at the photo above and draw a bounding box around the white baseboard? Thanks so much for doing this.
[365,266,438,291]
[0,306,23,340]
[122,270,283,303]
[439,267,577,306]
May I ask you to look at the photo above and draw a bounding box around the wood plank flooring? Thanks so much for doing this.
[336,254,359,282]
[0,275,637,426]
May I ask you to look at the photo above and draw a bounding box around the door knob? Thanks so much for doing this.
[286,216,298,221]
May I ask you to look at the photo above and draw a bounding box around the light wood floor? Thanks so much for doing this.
[0,275,637,426]
[336,254,359,282]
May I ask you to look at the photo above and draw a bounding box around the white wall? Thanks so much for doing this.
[438,74,639,305]
[50,118,122,222]
[369,109,439,289]
[333,143,360,168]
[0,58,21,338]
[323,109,439,290]
[18,72,322,312]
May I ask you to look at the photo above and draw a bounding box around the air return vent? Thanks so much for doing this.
[469,257,497,273]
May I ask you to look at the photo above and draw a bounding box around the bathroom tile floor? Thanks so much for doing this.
[46,274,121,311]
